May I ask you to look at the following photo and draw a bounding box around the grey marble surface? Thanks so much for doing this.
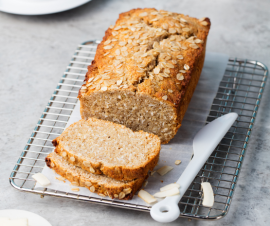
[0,0,270,225]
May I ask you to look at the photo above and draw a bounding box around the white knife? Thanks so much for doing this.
[150,112,238,222]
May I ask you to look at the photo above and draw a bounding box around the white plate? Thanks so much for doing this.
[0,0,92,15]
[0,209,52,226]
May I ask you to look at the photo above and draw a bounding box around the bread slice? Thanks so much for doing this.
[52,118,160,181]
[46,152,146,200]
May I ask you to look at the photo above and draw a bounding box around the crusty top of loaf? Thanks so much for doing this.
[79,8,210,107]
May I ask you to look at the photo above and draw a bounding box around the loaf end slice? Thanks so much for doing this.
[46,152,146,200]
[52,118,160,181]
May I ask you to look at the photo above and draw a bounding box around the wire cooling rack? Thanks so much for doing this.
[10,40,268,220]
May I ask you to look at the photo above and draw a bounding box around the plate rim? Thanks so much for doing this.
[0,0,92,15]
[0,209,52,226]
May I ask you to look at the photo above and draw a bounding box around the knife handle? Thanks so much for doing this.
[150,157,201,223]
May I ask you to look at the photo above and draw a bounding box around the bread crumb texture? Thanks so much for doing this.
[53,118,160,181]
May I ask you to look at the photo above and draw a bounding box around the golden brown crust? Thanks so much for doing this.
[176,44,206,126]
[45,153,146,200]
[52,118,160,181]
[78,8,211,144]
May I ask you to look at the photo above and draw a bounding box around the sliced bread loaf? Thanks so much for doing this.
[79,8,210,144]
[52,118,160,181]
[46,152,146,200]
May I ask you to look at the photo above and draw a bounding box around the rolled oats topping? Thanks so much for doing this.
[85,181,92,187]
[184,64,190,70]
[177,73,184,80]
[201,21,208,26]
[122,51,128,56]
[168,21,174,26]
[151,11,158,15]
[154,67,160,74]
[90,186,95,192]
[190,44,199,49]
[104,40,111,45]
[162,23,168,30]
[83,161,91,167]
[117,80,123,85]
[104,45,113,50]
[70,156,75,162]
[169,28,176,34]
[180,18,187,23]
[164,68,170,74]
[123,188,132,194]
[166,63,175,68]
[101,86,108,91]
[114,26,122,31]
[119,192,126,199]
[88,77,95,83]
[119,41,127,46]
[177,55,183,59]
[115,49,120,55]
[195,39,203,43]
[199,17,206,22]
[139,12,148,17]
[182,28,190,32]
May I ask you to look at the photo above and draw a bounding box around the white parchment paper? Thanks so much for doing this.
[38,52,229,206]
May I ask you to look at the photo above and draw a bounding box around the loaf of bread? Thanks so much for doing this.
[52,118,160,181]
[46,152,146,200]
[78,8,210,144]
